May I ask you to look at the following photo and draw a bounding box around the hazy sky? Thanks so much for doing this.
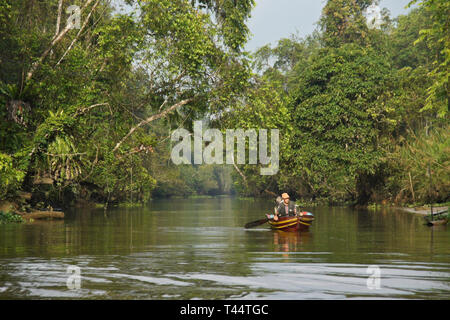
[246,0,413,51]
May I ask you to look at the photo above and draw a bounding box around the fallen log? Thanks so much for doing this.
[22,210,64,220]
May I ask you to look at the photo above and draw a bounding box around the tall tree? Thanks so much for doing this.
[319,0,374,47]
[408,0,449,118]
[288,44,394,203]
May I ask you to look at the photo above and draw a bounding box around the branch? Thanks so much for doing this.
[26,0,95,82]
[156,109,193,145]
[81,144,99,181]
[112,98,194,153]
[230,152,248,184]
[45,152,86,157]
[56,0,101,66]
[54,0,64,39]
[264,189,277,197]
[116,145,154,159]
[74,102,110,117]
[50,0,64,59]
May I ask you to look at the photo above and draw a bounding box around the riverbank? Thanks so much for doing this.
[2,195,449,221]
[0,200,64,221]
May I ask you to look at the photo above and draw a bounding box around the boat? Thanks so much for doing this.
[425,219,448,226]
[424,208,448,227]
[268,212,315,232]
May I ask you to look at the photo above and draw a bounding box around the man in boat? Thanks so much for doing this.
[276,193,297,218]
[267,193,296,221]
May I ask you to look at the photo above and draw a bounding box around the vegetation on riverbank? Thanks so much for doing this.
[0,210,24,224]
[0,0,448,210]
[0,0,253,208]
[219,0,449,206]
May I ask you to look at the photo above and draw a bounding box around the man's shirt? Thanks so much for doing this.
[276,202,296,217]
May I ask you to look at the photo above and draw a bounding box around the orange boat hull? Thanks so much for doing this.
[268,212,314,232]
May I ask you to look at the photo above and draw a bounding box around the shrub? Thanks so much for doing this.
[0,153,25,199]
[0,210,24,223]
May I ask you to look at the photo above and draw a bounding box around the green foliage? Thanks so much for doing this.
[319,0,373,47]
[0,210,24,224]
[225,0,447,205]
[0,0,446,207]
[252,34,320,89]
[390,8,433,69]
[47,136,84,184]
[148,132,233,197]
[408,0,449,118]
[0,153,25,199]
[217,73,292,196]
[0,0,253,205]
[386,126,450,204]
[288,44,393,200]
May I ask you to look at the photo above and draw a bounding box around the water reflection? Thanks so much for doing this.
[272,231,312,259]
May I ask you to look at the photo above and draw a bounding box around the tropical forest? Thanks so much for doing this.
[0,0,448,211]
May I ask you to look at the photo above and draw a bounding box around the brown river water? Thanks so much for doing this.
[0,197,449,299]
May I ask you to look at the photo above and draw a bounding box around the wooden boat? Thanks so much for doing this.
[424,208,448,227]
[425,219,448,226]
[268,212,314,232]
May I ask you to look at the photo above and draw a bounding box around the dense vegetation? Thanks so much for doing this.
[0,0,252,207]
[220,0,449,205]
[0,0,448,208]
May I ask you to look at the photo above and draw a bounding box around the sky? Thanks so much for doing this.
[245,0,414,51]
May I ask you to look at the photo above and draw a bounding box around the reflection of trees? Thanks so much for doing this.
[314,206,450,263]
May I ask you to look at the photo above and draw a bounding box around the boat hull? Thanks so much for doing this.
[426,219,448,226]
[268,212,314,232]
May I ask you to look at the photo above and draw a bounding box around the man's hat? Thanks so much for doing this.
[281,193,290,199]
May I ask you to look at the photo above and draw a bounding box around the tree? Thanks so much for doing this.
[0,0,254,204]
[408,0,449,118]
[319,0,374,48]
[288,44,393,203]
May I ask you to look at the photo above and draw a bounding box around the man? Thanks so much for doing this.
[275,193,296,219]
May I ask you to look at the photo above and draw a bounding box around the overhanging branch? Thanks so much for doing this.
[26,0,96,82]
[112,98,194,153]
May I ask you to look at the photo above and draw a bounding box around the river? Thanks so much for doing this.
[0,197,449,299]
